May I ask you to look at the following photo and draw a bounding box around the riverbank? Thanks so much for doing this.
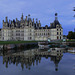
[0,41,38,45]
[0,40,75,45]
[67,39,75,42]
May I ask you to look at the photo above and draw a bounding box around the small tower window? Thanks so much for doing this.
[57,36,59,39]
[60,32,61,35]
[60,36,61,39]
[30,37,32,40]
[48,33,49,35]
[36,33,37,36]
[30,33,31,36]
[57,32,59,35]
[30,23,31,25]
[57,29,58,31]
[40,33,41,36]
[30,29,31,32]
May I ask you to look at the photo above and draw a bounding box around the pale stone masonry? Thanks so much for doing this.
[1,13,63,41]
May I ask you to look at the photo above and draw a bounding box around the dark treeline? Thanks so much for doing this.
[67,31,75,39]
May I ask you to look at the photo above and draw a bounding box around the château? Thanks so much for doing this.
[0,13,63,41]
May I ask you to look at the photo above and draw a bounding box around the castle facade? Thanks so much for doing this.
[1,13,63,41]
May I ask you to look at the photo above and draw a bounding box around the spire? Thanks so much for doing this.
[39,20,40,23]
[21,13,23,20]
[26,16,27,20]
[3,20,4,23]
[55,13,58,20]
[16,18,18,22]
[28,14,30,18]
[33,18,34,22]
[5,16,8,22]
[9,19,10,24]
[36,18,38,23]
[28,14,31,21]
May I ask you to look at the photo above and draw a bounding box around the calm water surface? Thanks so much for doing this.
[0,47,75,75]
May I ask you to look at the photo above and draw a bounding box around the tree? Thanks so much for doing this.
[67,31,75,39]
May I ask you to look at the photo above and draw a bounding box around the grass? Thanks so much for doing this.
[0,41,38,45]
[0,39,74,45]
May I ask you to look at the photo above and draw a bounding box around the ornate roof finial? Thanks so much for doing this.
[33,18,34,22]
[55,13,58,20]
[21,13,23,20]
[5,16,8,22]
[55,13,58,16]
[36,18,38,22]
[22,13,23,15]
[28,14,31,20]
[28,14,30,17]
[39,20,40,23]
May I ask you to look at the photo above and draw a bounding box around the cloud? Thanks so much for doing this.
[71,19,75,22]
[0,0,75,35]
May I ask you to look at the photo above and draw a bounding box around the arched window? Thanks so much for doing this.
[36,33,37,36]
[57,32,59,35]
[60,36,61,39]
[30,37,32,40]
[57,36,59,39]
[48,33,49,35]
[30,33,31,36]
[60,32,61,35]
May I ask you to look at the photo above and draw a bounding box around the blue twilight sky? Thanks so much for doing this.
[0,0,75,35]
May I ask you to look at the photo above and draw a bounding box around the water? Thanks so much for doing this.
[0,44,75,75]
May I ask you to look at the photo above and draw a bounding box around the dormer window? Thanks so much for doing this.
[56,25,59,28]
[30,23,31,25]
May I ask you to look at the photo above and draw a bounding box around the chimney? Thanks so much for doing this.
[26,16,27,20]
[5,16,8,22]
[55,13,58,20]
[16,18,18,22]
[21,13,23,20]
[33,18,34,22]
[9,19,10,24]
[3,20,4,23]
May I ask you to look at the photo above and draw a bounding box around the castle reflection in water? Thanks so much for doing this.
[2,48,65,71]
